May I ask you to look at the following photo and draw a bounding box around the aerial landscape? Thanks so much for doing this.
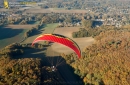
[0,0,130,85]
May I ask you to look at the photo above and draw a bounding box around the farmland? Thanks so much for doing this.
[0,23,58,49]
[0,25,35,49]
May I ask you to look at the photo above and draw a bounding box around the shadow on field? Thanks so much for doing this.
[27,21,37,24]
[15,47,47,59]
[28,24,47,37]
[41,56,84,85]
[39,24,47,30]
[0,27,23,40]
[29,30,43,37]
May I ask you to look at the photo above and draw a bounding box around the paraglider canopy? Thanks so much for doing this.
[31,33,81,58]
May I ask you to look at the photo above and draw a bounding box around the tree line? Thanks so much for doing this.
[24,23,44,38]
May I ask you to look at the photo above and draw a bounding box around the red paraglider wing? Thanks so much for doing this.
[32,34,81,58]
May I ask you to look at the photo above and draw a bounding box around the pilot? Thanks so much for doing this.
[51,66,57,71]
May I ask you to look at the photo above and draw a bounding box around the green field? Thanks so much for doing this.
[0,28,28,49]
[22,23,58,44]
[43,23,58,33]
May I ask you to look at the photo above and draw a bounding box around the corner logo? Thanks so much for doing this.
[4,0,9,9]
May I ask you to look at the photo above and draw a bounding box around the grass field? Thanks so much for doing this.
[0,25,35,49]
[22,23,58,44]
[0,28,27,49]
